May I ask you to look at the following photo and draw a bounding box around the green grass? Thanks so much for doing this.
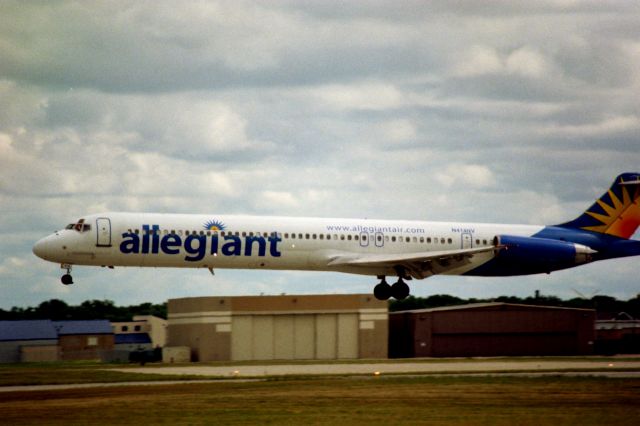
[1,376,639,425]
[0,362,205,386]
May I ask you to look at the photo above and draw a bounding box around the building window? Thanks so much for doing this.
[134,325,141,332]
[87,336,98,346]
[121,326,128,332]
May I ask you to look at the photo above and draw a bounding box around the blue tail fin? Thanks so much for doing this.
[557,173,640,239]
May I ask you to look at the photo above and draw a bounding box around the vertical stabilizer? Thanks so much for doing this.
[557,173,640,239]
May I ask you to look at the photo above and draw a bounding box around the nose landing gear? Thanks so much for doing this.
[60,264,73,285]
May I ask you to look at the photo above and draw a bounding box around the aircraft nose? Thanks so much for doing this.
[33,237,50,260]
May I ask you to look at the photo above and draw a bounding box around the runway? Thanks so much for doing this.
[118,358,640,378]
[2,358,639,393]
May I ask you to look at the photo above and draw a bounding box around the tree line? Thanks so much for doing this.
[0,299,167,322]
[1,294,639,322]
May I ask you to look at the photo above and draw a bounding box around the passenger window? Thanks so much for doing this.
[319,234,324,240]
[355,235,359,241]
[312,234,317,239]
[340,235,345,240]
[135,229,140,235]
[405,237,410,243]
[427,237,431,243]
[348,235,352,241]
[483,239,487,245]
[441,238,445,244]
[447,238,452,244]
[391,236,396,242]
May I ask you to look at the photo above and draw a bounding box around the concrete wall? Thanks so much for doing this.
[0,340,58,363]
[21,345,59,362]
[167,294,387,362]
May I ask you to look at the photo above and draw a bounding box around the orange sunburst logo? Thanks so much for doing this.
[582,183,640,238]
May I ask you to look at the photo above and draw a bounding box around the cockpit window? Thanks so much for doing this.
[66,219,91,233]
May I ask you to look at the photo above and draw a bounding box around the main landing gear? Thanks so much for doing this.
[61,264,73,285]
[373,275,410,301]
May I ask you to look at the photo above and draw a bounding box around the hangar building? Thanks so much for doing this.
[167,294,387,362]
[0,320,59,363]
[389,303,595,358]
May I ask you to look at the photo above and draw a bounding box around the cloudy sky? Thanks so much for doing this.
[1,1,639,309]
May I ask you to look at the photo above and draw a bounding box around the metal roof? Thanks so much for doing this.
[0,320,58,342]
[390,302,595,315]
[114,333,152,345]
[52,320,113,335]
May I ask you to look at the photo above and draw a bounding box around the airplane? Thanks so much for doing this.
[33,173,640,300]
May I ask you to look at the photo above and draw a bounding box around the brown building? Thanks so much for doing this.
[389,303,595,358]
[53,320,114,361]
[167,294,387,362]
[596,316,640,354]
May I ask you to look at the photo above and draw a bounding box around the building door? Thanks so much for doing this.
[96,217,112,247]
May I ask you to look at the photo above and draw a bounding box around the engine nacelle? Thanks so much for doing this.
[494,235,596,272]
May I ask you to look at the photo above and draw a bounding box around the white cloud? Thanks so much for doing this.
[435,164,496,189]
[453,45,503,77]
[539,115,640,137]
[453,45,554,78]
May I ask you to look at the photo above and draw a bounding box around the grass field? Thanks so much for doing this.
[1,369,640,425]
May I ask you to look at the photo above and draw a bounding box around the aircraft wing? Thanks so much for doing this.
[327,246,498,279]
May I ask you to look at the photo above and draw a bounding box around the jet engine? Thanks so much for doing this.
[493,235,596,273]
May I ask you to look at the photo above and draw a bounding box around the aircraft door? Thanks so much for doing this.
[374,232,384,248]
[96,217,112,247]
[461,232,472,249]
[359,232,369,247]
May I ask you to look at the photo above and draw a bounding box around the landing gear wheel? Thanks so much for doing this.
[373,281,392,301]
[391,280,410,300]
[61,274,73,285]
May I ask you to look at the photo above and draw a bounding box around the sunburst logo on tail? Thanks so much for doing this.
[204,219,226,231]
[580,177,640,238]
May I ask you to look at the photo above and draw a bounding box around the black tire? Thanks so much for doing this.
[61,274,73,285]
[391,281,410,300]
[373,282,392,300]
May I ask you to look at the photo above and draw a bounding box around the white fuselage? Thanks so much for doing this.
[33,212,543,277]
